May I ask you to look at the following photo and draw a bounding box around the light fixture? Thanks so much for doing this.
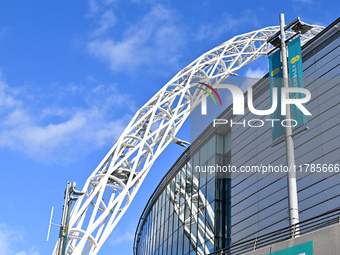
[291,21,313,34]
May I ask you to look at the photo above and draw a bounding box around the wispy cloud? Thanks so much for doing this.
[293,0,313,3]
[107,224,136,246]
[195,10,260,41]
[0,27,8,41]
[245,67,267,79]
[87,4,185,72]
[0,223,40,255]
[239,67,267,91]
[92,10,116,36]
[0,74,135,163]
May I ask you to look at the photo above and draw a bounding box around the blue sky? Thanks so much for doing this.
[0,1,338,254]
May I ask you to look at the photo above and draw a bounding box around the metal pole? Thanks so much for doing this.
[279,13,300,236]
[61,200,73,255]
[58,183,71,255]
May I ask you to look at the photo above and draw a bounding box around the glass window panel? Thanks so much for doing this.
[215,200,222,238]
[216,153,223,165]
[154,228,159,253]
[175,189,180,207]
[191,192,198,216]
[185,203,191,226]
[162,240,167,255]
[185,184,191,204]
[168,211,173,234]
[206,238,214,254]
[159,192,163,208]
[169,196,174,213]
[176,171,182,187]
[207,135,216,159]
[158,242,163,255]
[178,226,184,255]
[214,178,220,201]
[184,163,189,181]
[157,209,161,230]
[200,143,208,165]
[200,184,207,207]
[180,195,186,208]
[197,243,203,255]
[180,172,186,206]
[207,179,215,203]
[198,213,206,241]
[152,205,155,224]
[160,224,164,245]
[172,230,178,255]
[206,156,216,181]
[206,200,215,233]
[193,152,199,170]
[156,197,160,212]
[188,159,193,178]
[167,235,172,254]
[164,219,168,240]
[183,230,190,255]
[216,134,223,154]
[150,236,154,254]
[154,201,159,224]
[200,168,207,188]
[161,203,165,225]
[153,213,157,235]
[225,132,231,153]
[165,197,169,220]
[178,205,183,229]
[190,214,197,247]
[173,212,179,231]
[162,189,166,207]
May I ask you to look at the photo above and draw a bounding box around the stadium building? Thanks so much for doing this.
[134,17,340,255]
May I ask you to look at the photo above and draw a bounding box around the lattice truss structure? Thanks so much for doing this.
[54,25,323,255]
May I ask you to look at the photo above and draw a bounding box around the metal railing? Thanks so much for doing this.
[209,207,340,255]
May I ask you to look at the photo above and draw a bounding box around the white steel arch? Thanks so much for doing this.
[53,24,323,255]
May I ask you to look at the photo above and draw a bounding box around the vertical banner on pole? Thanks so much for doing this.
[288,36,306,129]
[269,49,284,141]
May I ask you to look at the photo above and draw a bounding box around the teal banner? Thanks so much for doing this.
[269,49,284,141]
[288,36,306,129]
[268,241,313,255]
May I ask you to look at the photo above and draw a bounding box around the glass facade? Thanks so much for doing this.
[135,134,232,255]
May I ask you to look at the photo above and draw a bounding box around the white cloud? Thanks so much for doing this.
[0,79,21,109]
[238,67,267,92]
[195,10,260,41]
[15,248,40,255]
[0,26,8,41]
[92,10,116,36]
[245,67,267,79]
[107,224,135,246]
[0,74,135,163]
[293,0,313,3]
[87,0,119,16]
[87,4,185,72]
[87,0,100,16]
[0,223,39,255]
